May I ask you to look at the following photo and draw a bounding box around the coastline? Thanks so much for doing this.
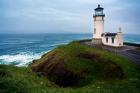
[1,40,140,93]
[0,34,139,66]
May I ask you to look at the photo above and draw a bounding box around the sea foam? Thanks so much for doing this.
[0,51,49,67]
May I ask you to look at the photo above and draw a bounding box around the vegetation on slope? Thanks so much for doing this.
[0,65,53,93]
[1,41,140,93]
[30,41,125,87]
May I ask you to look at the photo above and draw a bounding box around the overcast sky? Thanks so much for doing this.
[0,0,140,34]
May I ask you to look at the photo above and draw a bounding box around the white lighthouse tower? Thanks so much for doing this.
[92,5,123,47]
[92,5,105,44]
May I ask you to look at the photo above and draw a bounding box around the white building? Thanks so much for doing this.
[92,5,123,47]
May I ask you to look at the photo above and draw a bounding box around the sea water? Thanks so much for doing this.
[0,34,139,66]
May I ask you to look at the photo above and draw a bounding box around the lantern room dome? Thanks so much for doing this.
[95,4,104,11]
[94,4,105,17]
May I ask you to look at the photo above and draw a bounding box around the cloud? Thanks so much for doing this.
[0,0,140,34]
[75,0,117,4]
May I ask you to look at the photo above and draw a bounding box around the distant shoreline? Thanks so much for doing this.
[123,42,140,47]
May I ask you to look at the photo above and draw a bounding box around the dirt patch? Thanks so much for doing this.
[78,52,100,60]
[30,59,80,87]
[46,62,79,87]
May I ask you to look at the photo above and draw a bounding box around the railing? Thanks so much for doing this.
[93,14,105,17]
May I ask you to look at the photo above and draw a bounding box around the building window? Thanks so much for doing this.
[94,28,96,34]
[106,37,108,43]
[112,37,114,43]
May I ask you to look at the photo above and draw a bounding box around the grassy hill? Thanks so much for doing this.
[1,41,140,93]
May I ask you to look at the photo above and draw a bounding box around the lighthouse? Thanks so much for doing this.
[92,5,123,47]
[92,4,105,44]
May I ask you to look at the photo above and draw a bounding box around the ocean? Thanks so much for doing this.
[0,34,140,66]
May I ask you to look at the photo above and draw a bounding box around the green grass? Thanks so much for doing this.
[0,65,54,93]
[1,41,140,93]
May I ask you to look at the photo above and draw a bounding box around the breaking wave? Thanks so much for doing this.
[0,51,50,67]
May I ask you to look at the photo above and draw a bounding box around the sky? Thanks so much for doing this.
[0,0,140,34]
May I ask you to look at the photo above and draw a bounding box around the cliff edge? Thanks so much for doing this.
[29,41,125,87]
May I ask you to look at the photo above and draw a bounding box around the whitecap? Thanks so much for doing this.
[0,51,50,67]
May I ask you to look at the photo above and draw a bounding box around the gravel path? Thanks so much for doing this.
[83,41,140,65]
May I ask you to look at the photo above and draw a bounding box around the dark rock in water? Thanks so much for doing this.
[29,42,124,87]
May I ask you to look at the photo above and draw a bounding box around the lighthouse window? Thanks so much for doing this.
[94,28,96,34]
[106,37,108,43]
[112,38,114,44]
[96,11,103,15]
